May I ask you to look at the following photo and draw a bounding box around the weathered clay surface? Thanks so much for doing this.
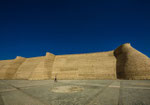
[114,43,150,79]
[52,51,116,80]
[0,43,149,80]
[0,53,55,80]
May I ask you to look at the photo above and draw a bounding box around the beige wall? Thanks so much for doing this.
[0,43,150,80]
[114,43,150,79]
[0,53,55,80]
[14,56,45,79]
[51,51,116,79]
[0,60,13,79]
[28,52,55,80]
[0,51,116,80]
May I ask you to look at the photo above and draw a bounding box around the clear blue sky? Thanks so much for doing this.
[0,0,150,60]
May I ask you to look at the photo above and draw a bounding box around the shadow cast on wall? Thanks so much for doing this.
[114,43,150,80]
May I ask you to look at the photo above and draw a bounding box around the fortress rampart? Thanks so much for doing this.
[0,43,150,80]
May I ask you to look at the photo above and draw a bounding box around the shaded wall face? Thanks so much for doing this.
[114,45,128,79]
[52,51,116,79]
[114,44,150,80]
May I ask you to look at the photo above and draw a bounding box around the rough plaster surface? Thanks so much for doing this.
[114,43,150,79]
[0,43,150,80]
[52,51,116,80]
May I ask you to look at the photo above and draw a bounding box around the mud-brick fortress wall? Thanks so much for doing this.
[114,43,150,79]
[0,43,150,80]
[0,53,55,80]
[51,51,116,79]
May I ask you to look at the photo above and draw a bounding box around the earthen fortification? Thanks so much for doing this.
[0,43,149,80]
